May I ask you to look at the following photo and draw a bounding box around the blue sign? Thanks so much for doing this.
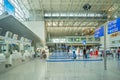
[108,18,120,34]
[4,0,15,15]
[82,40,86,45]
[94,26,104,38]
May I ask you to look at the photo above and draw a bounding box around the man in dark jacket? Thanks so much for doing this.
[83,48,87,59]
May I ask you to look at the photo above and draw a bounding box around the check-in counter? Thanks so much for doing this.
[0,54,6,62]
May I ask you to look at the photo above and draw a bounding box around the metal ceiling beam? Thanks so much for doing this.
[19,0,29,14]
[108,3,120,20]
[63,0,72,36]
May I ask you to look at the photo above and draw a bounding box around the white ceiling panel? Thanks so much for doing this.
[20,0,120,37]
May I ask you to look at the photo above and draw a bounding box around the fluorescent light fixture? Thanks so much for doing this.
[45,12,105,17]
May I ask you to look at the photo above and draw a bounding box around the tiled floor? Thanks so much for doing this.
[0,59,120,80]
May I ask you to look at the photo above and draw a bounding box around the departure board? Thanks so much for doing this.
[108,18,120,34]
[94,26,104,38]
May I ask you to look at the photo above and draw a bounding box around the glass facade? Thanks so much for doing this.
[9,0,29,21]
[0,0,29,21]
[0,0,3,15]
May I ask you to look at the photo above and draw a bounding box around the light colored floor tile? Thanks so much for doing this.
[0,59,120,80]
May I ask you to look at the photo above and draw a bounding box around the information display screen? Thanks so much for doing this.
[94,26,104,38]
[108,18,120,34]
[75,38,80,42]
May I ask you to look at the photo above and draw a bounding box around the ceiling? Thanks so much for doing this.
[21,0,120,37]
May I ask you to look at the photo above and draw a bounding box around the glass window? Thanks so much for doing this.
[0,4,3,10]
[9,0,18,6]
[75,38,80,42]
[15,13,21,18]
[9,0,29,21]
[0,3,4,13]
[15,9,23,16]
[0,44,7,53]
[0,0,3,4]
[95,38,100,41]
[81,38,86,41]
[52,39,59,43]
[0,11,2,15]
[19,18,24,21]
[88,38,92,41]
[68,38,73,42]
[59,39,66,43]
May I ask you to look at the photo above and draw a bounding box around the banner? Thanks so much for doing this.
[108,18,120,34]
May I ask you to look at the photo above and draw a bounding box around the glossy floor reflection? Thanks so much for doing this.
[0,59,120,80]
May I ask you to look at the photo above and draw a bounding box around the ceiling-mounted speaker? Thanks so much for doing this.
[83,3,91,10]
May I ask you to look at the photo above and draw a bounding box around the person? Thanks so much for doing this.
[113,49,116,59]
[41,50,47,59]
[73,50,76,60]
[86,49,90,58]
[95,49,98,57]
[83,48,87,59]
[90,48,93,56]
[80,48,83,57]
[8,50,13,67]
[117,47,120,59]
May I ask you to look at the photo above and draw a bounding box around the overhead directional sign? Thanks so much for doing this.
[108,18,120,34]
[94,26,104,38]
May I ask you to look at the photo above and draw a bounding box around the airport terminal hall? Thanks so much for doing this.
[0,0,120,80]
